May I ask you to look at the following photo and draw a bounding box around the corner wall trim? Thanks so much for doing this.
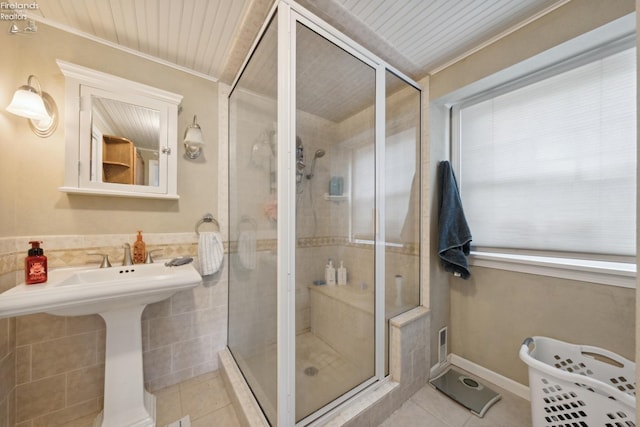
[449,354,530,401]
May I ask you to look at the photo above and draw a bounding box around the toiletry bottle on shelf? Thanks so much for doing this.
[325,259,336,286]
[25,241,47,284]
[337,261,347,285]
[133,231,146,264]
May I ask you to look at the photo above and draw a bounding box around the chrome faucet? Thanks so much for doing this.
[145,249,163,264]
[88,253,112,268]
[122,243,133,266]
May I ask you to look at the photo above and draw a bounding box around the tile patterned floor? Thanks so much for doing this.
[157,366,531,427]
[380,370,532,427]
[28,370,242,427]
[156,370,241,427]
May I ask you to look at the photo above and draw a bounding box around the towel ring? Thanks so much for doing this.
[196,213,220,235]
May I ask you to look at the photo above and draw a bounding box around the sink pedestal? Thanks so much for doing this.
[94,304,155,427]
[0,262,202,426]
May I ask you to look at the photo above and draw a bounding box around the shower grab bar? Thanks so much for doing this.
[195,213,220,235]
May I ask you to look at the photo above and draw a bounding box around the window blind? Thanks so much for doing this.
[351,129,416,241]
[458,47,636,256]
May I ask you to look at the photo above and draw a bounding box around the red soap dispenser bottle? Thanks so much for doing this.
[25,241,47,284]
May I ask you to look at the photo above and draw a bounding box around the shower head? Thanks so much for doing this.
[306,149,326,179]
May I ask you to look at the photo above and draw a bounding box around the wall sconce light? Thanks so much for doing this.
[6,75,58,137]
[183,115,205,159]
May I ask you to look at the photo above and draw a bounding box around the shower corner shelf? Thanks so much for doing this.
[324,193,349,202]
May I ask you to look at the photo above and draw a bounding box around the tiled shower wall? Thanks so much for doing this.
[0,233,228,427]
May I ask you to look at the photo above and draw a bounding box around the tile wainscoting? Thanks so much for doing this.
[0,233,228,427]
[0,233,419,426]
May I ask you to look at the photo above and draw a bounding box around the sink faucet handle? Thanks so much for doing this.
[88,252,112,268]
[145,249,163,264]
[122,243,133,266]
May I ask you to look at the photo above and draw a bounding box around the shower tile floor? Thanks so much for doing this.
[239,332,373,421]
[296,332,373,419]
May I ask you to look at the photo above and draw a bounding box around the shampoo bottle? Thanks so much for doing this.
[133,231,146,264]
[325,259,336,286]
[337,261,347,285]
[25,241,47,284]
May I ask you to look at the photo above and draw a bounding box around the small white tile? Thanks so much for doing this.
[380,397,449,427]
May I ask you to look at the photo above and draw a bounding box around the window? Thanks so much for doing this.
[351,142,375,240]
[351,128,417,242]
[453,45,636,285]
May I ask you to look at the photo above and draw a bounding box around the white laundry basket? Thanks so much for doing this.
[519,336,636,427]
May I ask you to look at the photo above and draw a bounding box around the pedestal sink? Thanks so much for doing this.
[0,261,202,427]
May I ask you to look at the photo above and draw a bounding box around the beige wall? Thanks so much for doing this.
[1,22,227,426]
[430,0,637,383]
[451,268,635,384]
[1,23,219,237]
[430,0,636,100]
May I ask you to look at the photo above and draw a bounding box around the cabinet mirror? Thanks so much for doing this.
[92,97,160,187]
[58,60,183,199]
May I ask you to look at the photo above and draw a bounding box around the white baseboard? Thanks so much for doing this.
[447,354,530,401]
[429,360,450,380]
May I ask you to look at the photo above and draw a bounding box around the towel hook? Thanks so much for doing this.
[196,213,220,235]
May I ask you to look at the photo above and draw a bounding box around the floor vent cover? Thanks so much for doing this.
[429,368,501,418]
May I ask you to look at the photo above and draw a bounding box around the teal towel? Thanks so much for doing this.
[437,161,472,279]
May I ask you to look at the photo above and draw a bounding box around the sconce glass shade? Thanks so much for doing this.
[6,75,58,137]
[183,115,205,159]
[6,85,49,120]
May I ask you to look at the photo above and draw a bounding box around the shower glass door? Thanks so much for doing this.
[228,3,421,426]
[228,14,279,426]
[294,20,377,423]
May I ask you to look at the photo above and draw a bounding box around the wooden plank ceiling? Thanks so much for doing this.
[25,0,568,121]
[28,0,567,82]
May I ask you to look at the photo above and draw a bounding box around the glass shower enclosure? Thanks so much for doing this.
[228,1,421,425]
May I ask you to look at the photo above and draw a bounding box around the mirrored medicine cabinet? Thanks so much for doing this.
[57,60,183,199]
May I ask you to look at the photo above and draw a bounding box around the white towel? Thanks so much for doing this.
[238,229,257,270]
[198,231,224,276]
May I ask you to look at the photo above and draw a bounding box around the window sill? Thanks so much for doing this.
[469,251,636,289]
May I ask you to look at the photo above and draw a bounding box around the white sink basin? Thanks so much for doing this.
[0,261,202,317]
[0,259,202,427]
